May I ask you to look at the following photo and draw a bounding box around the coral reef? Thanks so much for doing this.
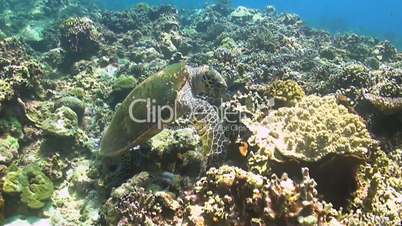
[0,2,401,225]
[100,172,183,225]
[363,93,402,115]
[247,95,375,208]
[101,165,341,225]
[0,38,44,102]
[184,166,340,225]
[340,148,402,225]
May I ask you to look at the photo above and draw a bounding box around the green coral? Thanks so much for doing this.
[0,117,23,139]
[40,106,79,137]
[2,166,21,193]
[219,37,238,51]
[109,75,138,106]
[265,80,305,107]
[0,134,19,164]
[55,96,86,123]
[0,79,14,104]
[3,164,54,209]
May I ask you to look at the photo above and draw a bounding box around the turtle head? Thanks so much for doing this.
[189,65,227,99]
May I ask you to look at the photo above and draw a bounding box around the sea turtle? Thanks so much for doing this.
[100,62,228,168]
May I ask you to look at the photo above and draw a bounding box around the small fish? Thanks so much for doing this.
[239,141,249,157]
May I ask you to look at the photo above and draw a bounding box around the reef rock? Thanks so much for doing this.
[60,17,101,57]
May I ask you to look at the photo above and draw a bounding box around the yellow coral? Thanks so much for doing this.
[247,95,374,164]
[265,80,305,107]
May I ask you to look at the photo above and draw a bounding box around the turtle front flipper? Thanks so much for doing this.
[177,82,228,171]
[190,98,227,169]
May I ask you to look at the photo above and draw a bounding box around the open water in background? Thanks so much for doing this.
[97,0,402,49]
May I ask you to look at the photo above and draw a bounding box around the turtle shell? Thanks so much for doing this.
[100,63,189,156]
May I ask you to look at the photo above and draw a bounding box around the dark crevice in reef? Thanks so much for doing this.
[357,101,402,153]
[269,155,361,209]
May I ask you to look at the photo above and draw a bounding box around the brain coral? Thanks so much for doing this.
[247,95,374,165]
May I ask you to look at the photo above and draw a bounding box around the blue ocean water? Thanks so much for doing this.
[98,0,402,49]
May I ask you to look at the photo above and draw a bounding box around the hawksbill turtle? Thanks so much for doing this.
[100,62,228,168]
